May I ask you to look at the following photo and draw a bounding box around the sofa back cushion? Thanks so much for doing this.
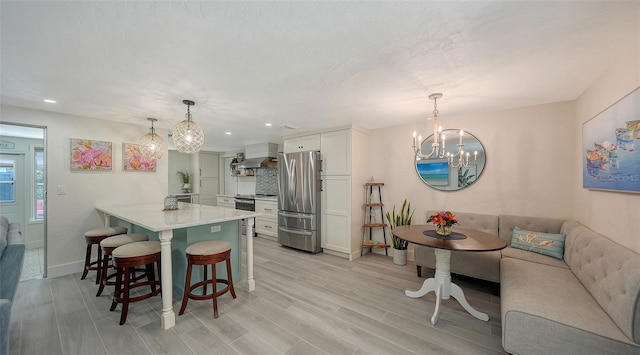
[427,210,498,235]
[561,220,640,343]
[498,215,565,246]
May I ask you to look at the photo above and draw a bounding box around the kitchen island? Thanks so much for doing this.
[96,202,261,329]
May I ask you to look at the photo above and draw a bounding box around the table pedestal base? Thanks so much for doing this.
[405,248,489,324]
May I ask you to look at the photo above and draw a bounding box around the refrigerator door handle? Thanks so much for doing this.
[279,211,314,219]
[278,226,313,236]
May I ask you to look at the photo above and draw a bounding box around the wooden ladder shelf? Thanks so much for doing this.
[361,182,389,255]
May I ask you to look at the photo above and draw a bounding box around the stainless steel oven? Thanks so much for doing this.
[234,196,255,211]
[234,195,255,236]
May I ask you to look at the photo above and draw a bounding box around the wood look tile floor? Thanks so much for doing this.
[9,238,506,355]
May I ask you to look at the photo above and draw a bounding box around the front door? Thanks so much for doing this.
[0,153,26,229]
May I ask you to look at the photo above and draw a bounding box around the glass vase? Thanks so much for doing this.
[436,224,453,236]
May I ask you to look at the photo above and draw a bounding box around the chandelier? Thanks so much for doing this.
[172,99,204,154]
[412,93,477,168]
[139,118,166,159]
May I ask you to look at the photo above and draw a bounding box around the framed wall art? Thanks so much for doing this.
[123,143,156,172]
[70,138,112,171]
[582,87,639,193]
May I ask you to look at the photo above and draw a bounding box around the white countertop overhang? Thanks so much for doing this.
[96,202,262,232]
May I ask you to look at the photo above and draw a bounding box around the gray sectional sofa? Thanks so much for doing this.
[0,216,25,355]
[413,212,640,354]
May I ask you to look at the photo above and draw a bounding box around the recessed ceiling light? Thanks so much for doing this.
[265,123,272,127]
[225,132,231,135]
[43,99,56,103]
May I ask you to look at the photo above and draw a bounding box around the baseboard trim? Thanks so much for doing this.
[322,248,351,260]
[46,260,86,279]
[26,240,44,250]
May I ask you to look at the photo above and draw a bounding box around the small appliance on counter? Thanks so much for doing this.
[277,151,322,253]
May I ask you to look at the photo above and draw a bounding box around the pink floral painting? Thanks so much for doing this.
[123,143,156,171]
[70,138,112,171]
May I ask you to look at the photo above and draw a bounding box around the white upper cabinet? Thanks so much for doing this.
[283,134,321,153]
[320,129,350,176]
[245,143,278,158]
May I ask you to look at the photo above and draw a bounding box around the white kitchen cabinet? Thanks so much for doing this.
[255,199,277,216]
[255,199,278,241]
[283,134,320,153]
[216,196,235,209]
[199,152,219,178]
[321,176,351,254]
[321,129,351,175]
[200,178,219,206]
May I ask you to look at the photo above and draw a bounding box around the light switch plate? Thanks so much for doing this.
[211,225,221,233]
[57,185,66,195]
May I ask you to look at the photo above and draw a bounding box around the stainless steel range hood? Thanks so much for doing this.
[237,157,277,169]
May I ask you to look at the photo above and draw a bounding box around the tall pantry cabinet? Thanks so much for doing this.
[283,126,368,260]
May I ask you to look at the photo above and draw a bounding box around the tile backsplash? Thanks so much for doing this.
[256,167,278,195]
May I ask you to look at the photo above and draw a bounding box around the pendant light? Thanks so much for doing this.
[172,99,204,154]
[412,93,477,168]
[139,118,166,159]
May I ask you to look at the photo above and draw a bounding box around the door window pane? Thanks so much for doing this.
[34,149,44,219]
[0,159,15,203]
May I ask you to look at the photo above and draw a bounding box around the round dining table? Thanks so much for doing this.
[393,225,507,324]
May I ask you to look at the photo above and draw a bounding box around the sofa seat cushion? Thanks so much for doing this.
[501,246,569,269]
[501,257,639,354]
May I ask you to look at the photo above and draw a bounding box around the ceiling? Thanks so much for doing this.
[1,1,638,151]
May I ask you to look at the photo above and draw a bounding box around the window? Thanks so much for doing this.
[0,159,15,203]
[34,148,44,220]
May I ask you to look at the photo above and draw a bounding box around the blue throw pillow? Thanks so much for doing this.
[510,226,565,260]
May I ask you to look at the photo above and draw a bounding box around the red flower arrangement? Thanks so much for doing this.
[427,211,458,227]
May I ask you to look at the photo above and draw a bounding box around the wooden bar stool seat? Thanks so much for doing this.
[81,226,127,284]
[96,233,149,297]
[110,241,162,325]
[179,240,236,318]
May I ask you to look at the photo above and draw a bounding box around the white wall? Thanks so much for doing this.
[369,101,576,226]
[1,105,169,277]
[168,150,193,194]
[575,46,640,253]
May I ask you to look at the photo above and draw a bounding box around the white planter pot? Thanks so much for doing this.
[182,183,192,192]
[393,248,407,265]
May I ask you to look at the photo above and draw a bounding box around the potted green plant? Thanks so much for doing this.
[385,199,414,265]
[177,170,192,192]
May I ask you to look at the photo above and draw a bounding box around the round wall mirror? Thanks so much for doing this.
[415,129,486,191]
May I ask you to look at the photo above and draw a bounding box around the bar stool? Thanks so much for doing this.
[96,233,149,297]
[110,241,162,325]
[81,226,127,284]
[179,240,236,318]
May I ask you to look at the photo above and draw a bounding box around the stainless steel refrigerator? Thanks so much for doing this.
[277,151,322,253]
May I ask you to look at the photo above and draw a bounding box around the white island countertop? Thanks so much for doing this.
[96,202,261,232]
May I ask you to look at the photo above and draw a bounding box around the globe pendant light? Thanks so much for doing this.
[139,117,166,159]
[172,99,204,154]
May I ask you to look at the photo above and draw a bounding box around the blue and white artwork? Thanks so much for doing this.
[582,87,640,193]
[417,159,449,186]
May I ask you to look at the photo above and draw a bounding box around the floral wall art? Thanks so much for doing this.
[70,138,112,171]
[123,143,156,171]
[582,87,640,193]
